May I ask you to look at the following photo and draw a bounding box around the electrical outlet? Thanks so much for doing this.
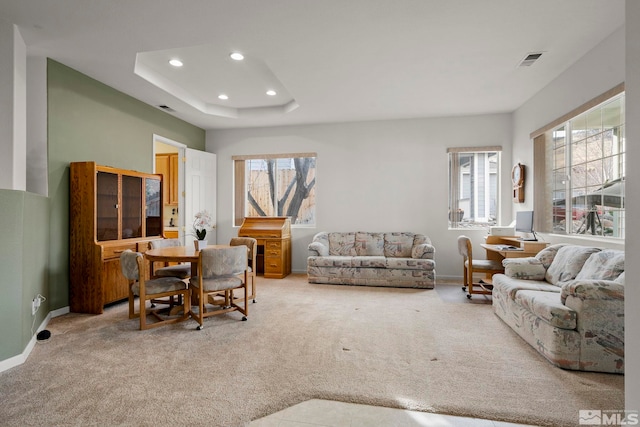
[31,295,43,316]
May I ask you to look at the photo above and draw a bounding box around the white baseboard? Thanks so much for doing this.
[0,306,69,374]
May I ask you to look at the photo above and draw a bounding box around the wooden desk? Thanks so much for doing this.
[482,236,548,262]
[238,217,291,278]
[478,237,547,285]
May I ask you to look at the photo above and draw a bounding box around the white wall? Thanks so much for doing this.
[0,22,27,191]
[26,56,48,196]
[208,114,512,277]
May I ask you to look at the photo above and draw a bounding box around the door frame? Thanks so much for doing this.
[153,134,186,242]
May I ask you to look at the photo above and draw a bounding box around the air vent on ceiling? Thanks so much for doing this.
[157,105,175,112]
[518,52,543,67]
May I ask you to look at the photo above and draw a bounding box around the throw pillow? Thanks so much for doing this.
[545,245,601,286]
[502,258,546,280]
[575,249,624,281]
[534,244,567,269]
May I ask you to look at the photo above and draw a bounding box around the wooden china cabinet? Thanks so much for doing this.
[69,161,164,314]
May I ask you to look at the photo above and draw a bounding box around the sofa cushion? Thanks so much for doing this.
[328,232,357,256]
[515,290,577,330]
[545,246,601,286]
[534,244,567,269]
[355,232,385,256]
[384,232,414,257]
[385,257,435,270]
[352,256,386,268]
[492,275,560,300]
[308,256,352,268]
[502,258,546,280]
[575,249,624,281]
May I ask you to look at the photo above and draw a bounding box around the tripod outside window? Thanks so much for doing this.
[576,205,602,235]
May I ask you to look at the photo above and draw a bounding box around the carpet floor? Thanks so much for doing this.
[0,275,624,426]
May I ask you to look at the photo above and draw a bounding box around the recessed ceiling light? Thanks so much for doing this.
[230,52,244,61]
[266,90,277,96]
[218,94,229,100]
[169,59,183,67]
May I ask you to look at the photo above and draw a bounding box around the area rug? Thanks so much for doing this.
[0,275,624,426]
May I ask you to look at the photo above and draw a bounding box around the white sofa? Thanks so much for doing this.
[492,244,625,373]
[307,231,435,288]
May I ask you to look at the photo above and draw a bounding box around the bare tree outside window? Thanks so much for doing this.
[234,154,316,226]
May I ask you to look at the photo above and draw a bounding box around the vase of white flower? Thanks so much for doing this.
[192,210,213,250]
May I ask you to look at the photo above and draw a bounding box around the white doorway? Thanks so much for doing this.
[153,135,217,245]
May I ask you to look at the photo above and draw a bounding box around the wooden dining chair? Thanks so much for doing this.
[457,235,504,299]
[190,246,249,330]
[149,238,192,279]
[229,237,258,303]
[119,250,189,330]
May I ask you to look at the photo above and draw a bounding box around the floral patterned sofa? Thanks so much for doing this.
[307,232,435,288]
[492,244,625,373]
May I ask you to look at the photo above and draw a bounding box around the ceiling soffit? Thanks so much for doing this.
[134,43,298,119]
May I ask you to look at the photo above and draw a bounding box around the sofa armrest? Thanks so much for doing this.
[308,241,329,257]
[561,280,625,360]
[412,243,435,259]
[561,280,625,304]
[501,257,546,280]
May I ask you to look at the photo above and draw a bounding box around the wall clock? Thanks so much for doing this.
[512,163,525,203]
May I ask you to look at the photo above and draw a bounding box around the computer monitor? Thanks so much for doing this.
[515,210,537,241]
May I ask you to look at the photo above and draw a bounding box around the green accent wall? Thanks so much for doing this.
[47,59,205,311]
[0,190,49,360]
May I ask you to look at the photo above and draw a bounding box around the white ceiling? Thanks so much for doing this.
[0,0,625,130]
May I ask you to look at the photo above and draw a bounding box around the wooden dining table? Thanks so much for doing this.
[145,244,232,277]
[145,244,234,307]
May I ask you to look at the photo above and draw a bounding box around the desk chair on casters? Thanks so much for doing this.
[457,235,504,299]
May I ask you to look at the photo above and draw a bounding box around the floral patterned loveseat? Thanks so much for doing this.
[492,244,625,373]
[307,232,435,288]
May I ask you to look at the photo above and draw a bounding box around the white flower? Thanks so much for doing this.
[192,210,213,240]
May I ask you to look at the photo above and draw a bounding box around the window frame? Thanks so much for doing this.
[448,146,502,230]
[233,152,317,227]
[531,84,625,239]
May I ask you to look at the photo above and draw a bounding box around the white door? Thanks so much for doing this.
[181,148,217,245]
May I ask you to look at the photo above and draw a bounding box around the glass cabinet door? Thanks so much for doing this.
[145,177,162,236]
[96,172,119,241]
[121,175,143,239]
